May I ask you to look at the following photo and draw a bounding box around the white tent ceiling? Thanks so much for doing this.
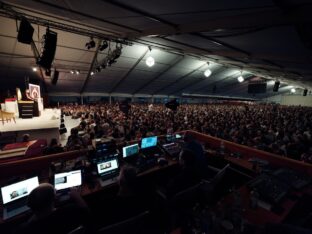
[0,0,311,99]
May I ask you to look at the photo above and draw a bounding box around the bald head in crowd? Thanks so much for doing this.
[27,183,55,218]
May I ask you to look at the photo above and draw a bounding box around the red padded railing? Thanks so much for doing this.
[186,130,312,176]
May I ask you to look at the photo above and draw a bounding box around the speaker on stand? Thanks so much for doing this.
[51,70,59,85]
[273,81,280,92]
[303,89,308,96]
[17,17,34,44]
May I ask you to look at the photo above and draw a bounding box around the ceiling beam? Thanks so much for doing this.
[170,66,225,95]
[153,62,207,95]
[80,41,101,93]
[109,48,149,93]
[127,6,312,38]
[136,37,310,64]
[132,55,184,94]
[192,33,287,70]
[101,0,177,28]
[0,10,132,45]
[193,71,241,93]
[216,75,254,94]
[1,2,120,36]
[31,0,141,33]
[191,32,250,56]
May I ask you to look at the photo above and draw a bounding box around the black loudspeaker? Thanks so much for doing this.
[273,81,280,92]
[37,29,57,70]
[17,18,34,44]
[51,70,59,85]
[303,89,308,96]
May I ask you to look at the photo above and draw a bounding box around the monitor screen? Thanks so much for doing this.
[122,144,139,158]
[97,158,119,177]
[1,177,39,205]
[95,142,117,157]
[54,170,82,191]
[96,143,109,156]
[175,134,182,139]
[141,136,157,149]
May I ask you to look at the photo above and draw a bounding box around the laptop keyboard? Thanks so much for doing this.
[3,199,30,220]
[98,176,118,187]
[142,147,162,157]
[5,198,27,212]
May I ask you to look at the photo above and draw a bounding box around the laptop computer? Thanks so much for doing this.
[141,136,162,157]
[92,142,118,163]
[166,133,182,143]
[54,170,82,201]
[122,143,139,162]
[1,176,39,220]
[97,157,119,187]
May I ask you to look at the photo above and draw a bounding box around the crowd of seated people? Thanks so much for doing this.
[60,103,312,163]
[13,146,209,234]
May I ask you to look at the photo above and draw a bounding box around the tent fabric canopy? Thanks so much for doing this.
[0,0,311,98]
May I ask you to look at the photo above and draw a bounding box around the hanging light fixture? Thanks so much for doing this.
[85,37,95,50]
[204,69,212,77]
[146,56,155,67]
[237,70,244,82]
[237,76,244,82]
[99,40,108,51]
[204,62,212,77]
[146,46,155,67]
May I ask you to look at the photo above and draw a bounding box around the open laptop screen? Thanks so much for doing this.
[141,136,157,149]
[122,144,139,158]
[97,158,119,177]
[54,170,82,191]
[1,177,39,205]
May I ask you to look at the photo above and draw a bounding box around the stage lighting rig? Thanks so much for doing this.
[99,40,108,51]
[85,38,95,50]
[107,44,122,66]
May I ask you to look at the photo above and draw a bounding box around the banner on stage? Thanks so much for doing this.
[29,84,41,100]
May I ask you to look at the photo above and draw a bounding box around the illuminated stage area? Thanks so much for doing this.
[0,109,61,143]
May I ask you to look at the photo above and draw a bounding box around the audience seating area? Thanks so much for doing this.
[0,128,311,234]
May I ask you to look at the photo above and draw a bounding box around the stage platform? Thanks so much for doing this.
[0,109,61,144]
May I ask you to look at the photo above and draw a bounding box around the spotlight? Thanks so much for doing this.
[146,56,155,67]
[291,88,296,93]
[204,69,212,77]
[70,70,74,74]
[32,67,37,72]
[112,46,122,60]
[99,40,108,51]
[237,76,244,82]
[146,46,155,67]
[85,38,95,50]
[75,70,80,75]
[91,71,94,76]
